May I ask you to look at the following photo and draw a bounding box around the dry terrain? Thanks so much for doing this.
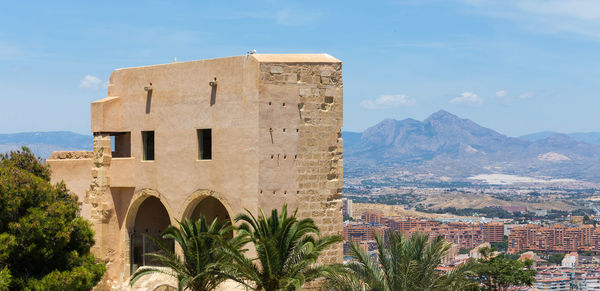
[352,203,468,220]
[420,192,576,211]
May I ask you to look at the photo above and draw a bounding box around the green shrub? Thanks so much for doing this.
[0,147,105,290]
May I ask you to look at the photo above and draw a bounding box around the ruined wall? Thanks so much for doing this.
[258,60,344,266]
[86,134,128,289]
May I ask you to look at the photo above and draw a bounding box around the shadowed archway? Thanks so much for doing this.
[124,189,175,274]
[182,190,235,238]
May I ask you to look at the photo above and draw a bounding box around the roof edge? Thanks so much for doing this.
[250,53,341,63]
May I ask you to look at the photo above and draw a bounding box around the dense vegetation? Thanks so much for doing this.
[424,206,594,220]
[222,205,343,291]
[131,217,246,291]
[326,233,478,291]
[548,253,566,265]
[0,147,105,290]
[133,205,343,291]
[473,247,537,290]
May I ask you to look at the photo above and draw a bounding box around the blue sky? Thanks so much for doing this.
[1,0,599,136]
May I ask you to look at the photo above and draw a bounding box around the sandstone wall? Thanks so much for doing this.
[258,61,344,266]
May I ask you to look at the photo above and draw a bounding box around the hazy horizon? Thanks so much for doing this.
[2,108,599,138]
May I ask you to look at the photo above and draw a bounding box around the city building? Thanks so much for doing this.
[535,267,600,291]
[535,277,571,290]
[343,222,388,243]
[563,253,579,268]
[342,198,353,218]
[508,224,597,253]
[482,221,505,242]
[46,54,344,290]
[356,211,504,249]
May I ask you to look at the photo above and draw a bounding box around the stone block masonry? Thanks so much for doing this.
[259,61,344,266]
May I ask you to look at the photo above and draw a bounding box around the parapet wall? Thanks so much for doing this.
[49,151,94,159]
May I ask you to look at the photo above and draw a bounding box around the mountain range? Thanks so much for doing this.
[520,131,600,145]
[2,111,600,183]
[343,110,600,183]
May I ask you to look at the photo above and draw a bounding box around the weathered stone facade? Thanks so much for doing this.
[257,61,344,265]
[47,54,343,290]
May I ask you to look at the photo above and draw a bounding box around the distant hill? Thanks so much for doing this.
[569,132,600,145]
[0,131,91,159]
[519,131,557,141]
[521,131,600,146]
[343,110,600,183]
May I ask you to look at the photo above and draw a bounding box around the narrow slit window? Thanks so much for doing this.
[197,129,212,160]
[142,131,154,161]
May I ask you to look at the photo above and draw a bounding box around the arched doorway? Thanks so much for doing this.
[190,196,230,223]
[183,191,234,238]
[130,196,173,272]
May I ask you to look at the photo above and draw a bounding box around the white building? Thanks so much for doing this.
[342,198,353,218]
[562,253,578,268]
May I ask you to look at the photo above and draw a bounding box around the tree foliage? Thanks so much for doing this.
[221,204,343,291]
[548,253,565,265]
[0,267,11,291]
[326,232,478,291]
[474,247,536,290]
[131,216,245,291]
[0,147,105,290]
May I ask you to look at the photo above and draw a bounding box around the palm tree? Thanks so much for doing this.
[326,232,478,291]
[220,204,344,291]
[130,216,245,291]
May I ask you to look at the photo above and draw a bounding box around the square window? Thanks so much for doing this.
[197,129,212,160]
[142,131,154,161]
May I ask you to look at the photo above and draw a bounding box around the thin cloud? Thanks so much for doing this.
[495,90,508,97]
[520,92,534,99]
[217,8,321,26]
[360,94,416,109]
[79,75,102,89]
[517,0,600,21]
[450,92,483,105]
[461,0,600,40]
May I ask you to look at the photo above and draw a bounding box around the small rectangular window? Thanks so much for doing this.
[142,131,154,161]
[197,129,212,160]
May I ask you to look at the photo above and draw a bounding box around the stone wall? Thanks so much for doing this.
[259,61,344,267]
[86,133,126,289]
[48,151,94,160]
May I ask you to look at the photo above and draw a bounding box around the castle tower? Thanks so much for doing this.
[47,54,344,289]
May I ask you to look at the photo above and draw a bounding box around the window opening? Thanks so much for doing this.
[197,129,212,160]
[142,131,155,161]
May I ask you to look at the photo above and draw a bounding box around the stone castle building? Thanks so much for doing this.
[47,54,344,290]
